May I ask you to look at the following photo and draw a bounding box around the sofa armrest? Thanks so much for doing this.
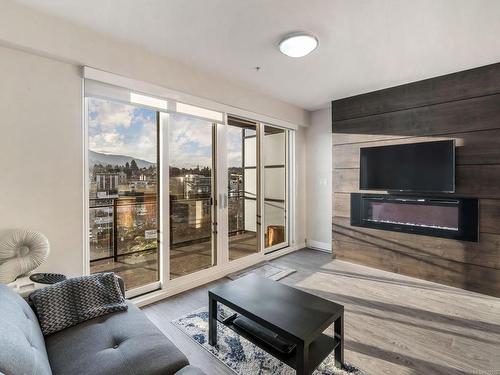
[174,365,207,375]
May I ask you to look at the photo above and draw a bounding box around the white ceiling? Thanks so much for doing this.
[14,0,500,110]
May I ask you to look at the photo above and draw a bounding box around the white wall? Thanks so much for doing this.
[0,46,84,276]
[0,2,309,277]
[305,108,332,251]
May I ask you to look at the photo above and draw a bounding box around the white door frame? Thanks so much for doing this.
[216,119,229,270]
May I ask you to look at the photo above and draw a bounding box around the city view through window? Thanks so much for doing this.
[88,97,288,291]
[168,113,215,279]
[88,98,159,290]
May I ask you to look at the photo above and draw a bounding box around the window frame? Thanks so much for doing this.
[83,68,299,303]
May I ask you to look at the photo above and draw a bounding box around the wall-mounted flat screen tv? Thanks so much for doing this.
[359,140,455,192]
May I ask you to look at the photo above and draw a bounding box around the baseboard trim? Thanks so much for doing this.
[306,239,331,253]
[133,243,305,307]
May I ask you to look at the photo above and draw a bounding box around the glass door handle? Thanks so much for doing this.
[219,194,223,209]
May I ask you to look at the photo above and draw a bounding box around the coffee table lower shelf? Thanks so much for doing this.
[220,318,340,371]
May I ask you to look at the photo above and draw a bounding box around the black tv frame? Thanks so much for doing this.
[359,140,456,193]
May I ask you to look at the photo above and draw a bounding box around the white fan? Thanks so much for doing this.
[0,230,50,284]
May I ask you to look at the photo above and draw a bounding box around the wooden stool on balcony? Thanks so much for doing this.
[266,225,285,247]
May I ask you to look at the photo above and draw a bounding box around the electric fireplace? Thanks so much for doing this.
[350,193,479,242]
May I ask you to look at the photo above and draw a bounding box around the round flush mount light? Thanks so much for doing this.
[279,32,319,58]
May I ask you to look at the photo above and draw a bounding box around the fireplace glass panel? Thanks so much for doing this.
[364,201,459,231]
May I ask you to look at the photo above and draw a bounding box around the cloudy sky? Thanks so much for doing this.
[88,97,244,168]
[88,98,158,163]
[168,112,213,168]
[226,126,244,168]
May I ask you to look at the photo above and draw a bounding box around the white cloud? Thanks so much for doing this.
[228,152,243,168]
[88,98,135,129]
[89,131,124,148]
[168,114,213,168]
[226,126,244,167]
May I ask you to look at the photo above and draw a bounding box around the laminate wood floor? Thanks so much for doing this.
[143,249,500,375]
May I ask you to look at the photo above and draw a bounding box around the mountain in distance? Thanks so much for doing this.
[89,150,155,168]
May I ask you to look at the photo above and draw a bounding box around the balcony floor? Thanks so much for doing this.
[90,232,259,289]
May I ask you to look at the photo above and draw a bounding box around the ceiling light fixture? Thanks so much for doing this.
[279,32,318,58]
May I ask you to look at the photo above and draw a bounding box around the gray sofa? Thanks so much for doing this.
[0,282,205,375]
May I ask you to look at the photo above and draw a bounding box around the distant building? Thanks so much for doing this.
[118,171,127,184]
[170,176,184,199]
[184,174,211,198]
[96,173,119,198]
[128,180,150,190]
[229,173,242,194]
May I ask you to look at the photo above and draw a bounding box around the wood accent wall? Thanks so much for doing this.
[331,62,500,297]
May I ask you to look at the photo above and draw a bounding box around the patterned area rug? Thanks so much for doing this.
[172,306,366,375]
[227,262,296,281]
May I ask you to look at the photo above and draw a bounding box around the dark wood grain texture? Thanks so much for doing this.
[332,62,500,121]
[332,62,500,297]
[333,94,500,143]
[332,240,500,297]
[332,216,500,270]
[332,129,500,169]
[332,165,500,198]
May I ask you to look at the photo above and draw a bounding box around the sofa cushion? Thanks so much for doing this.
[45,301,190,375]
[0,284,52,375]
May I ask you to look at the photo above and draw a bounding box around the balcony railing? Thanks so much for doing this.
[89,195,247,263]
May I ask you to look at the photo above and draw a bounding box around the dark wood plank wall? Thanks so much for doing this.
[331,62,500,297]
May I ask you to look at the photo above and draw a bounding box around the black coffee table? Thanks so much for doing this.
[208,274,344,375]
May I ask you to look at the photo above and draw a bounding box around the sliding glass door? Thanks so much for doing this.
[224,117,289,259]
[263,125,288,252]
[87,97,219,290]
[168,113,216,279]
[87,97,160,292]
[86,79,293,297]
[226,116,260,260]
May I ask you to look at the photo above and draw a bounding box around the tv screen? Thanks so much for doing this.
[359,140,455,192]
